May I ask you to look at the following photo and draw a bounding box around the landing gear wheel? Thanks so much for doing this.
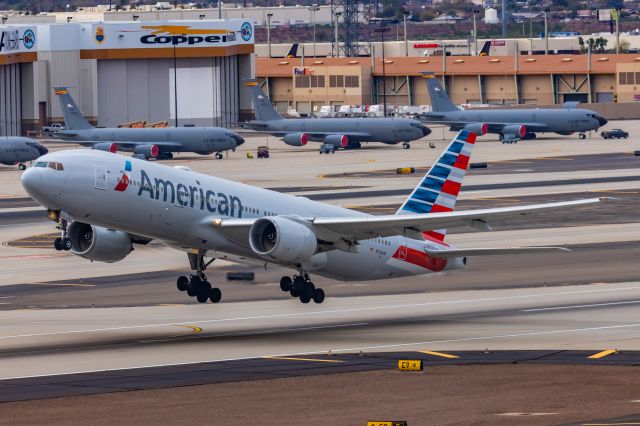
[280,276,292,292]
[187,275,201,297]
[293,276,306,294]
[18,163,26,171]
[54,237,63,251]
[209,287,222,303]
[196,292,209,303]
[304,281,316,298]
[290,288,299,298]
[177,275,189,291]
[312,288,325,304]
[215,152,223,160]
[299,294,311,304]
[402,142,411,149]
[579,133,586,140]
[62,237,72,251]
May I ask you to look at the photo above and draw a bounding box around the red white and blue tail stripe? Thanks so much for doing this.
[395,130,476,241]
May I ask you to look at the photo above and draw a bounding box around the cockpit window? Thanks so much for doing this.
[34,162,47,168]
[38,161,64,170]
[56,162,64,171]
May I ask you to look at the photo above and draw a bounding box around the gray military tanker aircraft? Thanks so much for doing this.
[22,129,602,305]
[0,137,48,170]
[44,88,244,160]
[242,80,431,151]
[421,77,608,143]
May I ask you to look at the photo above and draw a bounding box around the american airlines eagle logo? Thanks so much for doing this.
[114,160,132,192]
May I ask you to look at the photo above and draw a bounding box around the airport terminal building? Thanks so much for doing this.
[0,19,254,136]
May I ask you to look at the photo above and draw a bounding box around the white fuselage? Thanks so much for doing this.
[23,150,463,281]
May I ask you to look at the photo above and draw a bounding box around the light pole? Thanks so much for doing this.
[309,4,319,58]
[172,35,185,128]
[473,9,479,55]
[267,13,273,58]
[403,10,410,56]
[544,8,550,55]
[374,26,390,117]
[615,7,621,54]
[334,11,342,58]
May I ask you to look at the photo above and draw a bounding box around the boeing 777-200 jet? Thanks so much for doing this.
[22,130,602,305]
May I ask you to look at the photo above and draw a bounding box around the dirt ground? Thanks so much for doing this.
[1,364,639,425]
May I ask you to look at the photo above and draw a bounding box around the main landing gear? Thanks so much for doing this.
[53,215,72,251]
[402,142,411,149]
[176,251,222,304]
[279,272,325,304]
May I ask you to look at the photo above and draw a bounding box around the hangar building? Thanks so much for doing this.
[0,19,255,136]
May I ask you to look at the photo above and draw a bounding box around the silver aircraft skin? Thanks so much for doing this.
[243,80,431,150]
[0,137,48,170]
[22,130,601,305]
[45,88,244,160]
[421,77,608,142]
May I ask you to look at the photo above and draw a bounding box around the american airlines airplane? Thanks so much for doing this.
[21,130,601,305]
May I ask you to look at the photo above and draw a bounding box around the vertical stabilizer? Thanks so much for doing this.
[54,88,94,130]
[285,43,299,58]
[425,77,460,112]
[243,80,284,122]
[396,130,477,241]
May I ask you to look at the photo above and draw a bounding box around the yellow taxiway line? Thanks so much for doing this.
[418,350,460,359]
[588,349,618,359]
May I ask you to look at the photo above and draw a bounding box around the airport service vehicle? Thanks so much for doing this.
[0,137,48,170]
[42,123,64,133]
[22,130,602,305]
[420,77,608,143]
[44,88,244,160]
[257,146,270,158]
[242,80,431,150]
[601,129,628,139]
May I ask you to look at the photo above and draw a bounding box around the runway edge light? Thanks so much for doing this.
[397,359,423,371]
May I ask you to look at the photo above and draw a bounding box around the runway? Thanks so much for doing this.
[1,282,638,381]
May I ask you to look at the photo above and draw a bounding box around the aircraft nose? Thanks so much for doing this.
[37,144,48,156]
[233,134,245,146]
[419,124,431,137]
[21,166,42,197]
[597,115,608,127]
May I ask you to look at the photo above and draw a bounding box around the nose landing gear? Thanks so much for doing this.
[52,215,72,251]
[280,273,325,304]
[579,132,586,140]
[177,251,221,304]
[18,163,26,171]
[402,142,411,149]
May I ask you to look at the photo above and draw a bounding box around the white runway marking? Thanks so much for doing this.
[1,285,638,340]
[523,300,640,312]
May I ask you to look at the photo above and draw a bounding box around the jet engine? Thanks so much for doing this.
[249,217,317,263]
[463,123,488,136]
[133,144,160,159]
[67,222,132,263]
[92,143,118,153]
[501,124,527,139]
[282,132,309,147]
[324,134,349,148]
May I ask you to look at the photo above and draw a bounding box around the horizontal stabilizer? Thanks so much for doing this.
[424,246,571,258]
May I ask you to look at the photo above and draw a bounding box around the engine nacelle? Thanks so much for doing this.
[501,124,527,139]
[324,134,349,148]
[67,222,132,263]
[92,142,118,153]
[463,122,488,136]
[133,144,160,158]
[282,132,309,147]
[249,217,317,263]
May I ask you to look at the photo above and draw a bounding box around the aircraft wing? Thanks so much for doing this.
[213,197,603,248]
[420,117,549,133]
